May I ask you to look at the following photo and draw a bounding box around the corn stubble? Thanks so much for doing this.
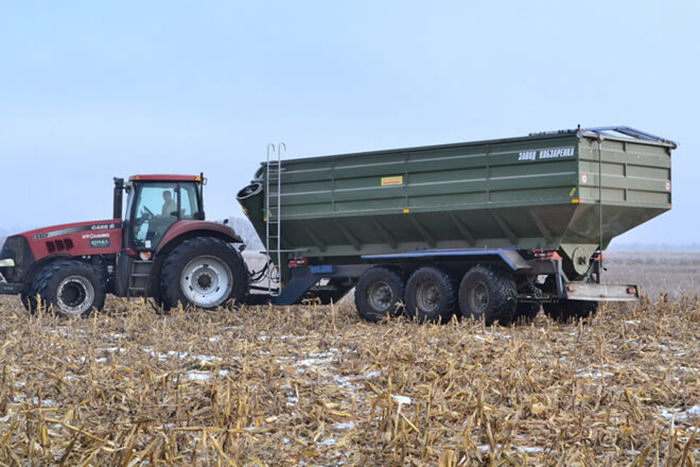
[0,293,698,466]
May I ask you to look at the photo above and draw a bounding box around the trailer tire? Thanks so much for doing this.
[160,237,248,311]
[543,300,598,323]
[458,266,517,326]
[514,302,540,323]
[355,267,405,322]
[405,267,457,323]
[24,260,105,317]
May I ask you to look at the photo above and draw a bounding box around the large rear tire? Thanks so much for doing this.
[354,267,405,322]
[24,260,105,317]
[405,267,457,323]
[160,237,248,311]
[458,265,517,326]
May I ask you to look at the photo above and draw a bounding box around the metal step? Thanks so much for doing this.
[127,260,153,298]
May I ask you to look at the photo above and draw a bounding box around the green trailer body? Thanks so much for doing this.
[238,127,673,278]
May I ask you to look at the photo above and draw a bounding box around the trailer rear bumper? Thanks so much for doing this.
[565,282,639,301]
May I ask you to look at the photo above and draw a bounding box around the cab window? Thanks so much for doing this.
[180,183,201,219]
[131,183,179,250]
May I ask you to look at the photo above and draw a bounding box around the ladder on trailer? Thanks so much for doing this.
[264,143,285,296]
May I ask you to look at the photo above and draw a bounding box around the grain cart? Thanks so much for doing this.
[238,126,675,324]
[0,175,248,315]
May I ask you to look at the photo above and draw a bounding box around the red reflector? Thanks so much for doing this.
[288,257,308,268]
[532,249,559,260]
[627,287,636,294]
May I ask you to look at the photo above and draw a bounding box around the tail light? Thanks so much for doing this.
[532,249,561,260]
[288,257,308,268]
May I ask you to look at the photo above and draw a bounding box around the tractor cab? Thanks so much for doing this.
[116,175,205,252]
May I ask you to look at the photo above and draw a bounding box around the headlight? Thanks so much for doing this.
[0,258,15,268]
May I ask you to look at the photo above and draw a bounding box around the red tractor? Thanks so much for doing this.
[0,174,249,315]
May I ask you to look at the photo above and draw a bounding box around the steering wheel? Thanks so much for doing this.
[142,206,155,219]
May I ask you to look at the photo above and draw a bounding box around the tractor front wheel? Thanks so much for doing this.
[24,260,105,317]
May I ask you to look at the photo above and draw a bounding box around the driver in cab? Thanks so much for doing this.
[162,190,176,217]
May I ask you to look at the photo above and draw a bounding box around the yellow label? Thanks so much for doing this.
[403,208,410,213]
[381,175,403,186]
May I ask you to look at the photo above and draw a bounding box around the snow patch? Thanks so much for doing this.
[392,395,412,406]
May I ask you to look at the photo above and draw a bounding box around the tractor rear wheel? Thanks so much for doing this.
[24,260,105,317]
[354,267,405,322]
[405,267,457,323]
[159,237,248,311]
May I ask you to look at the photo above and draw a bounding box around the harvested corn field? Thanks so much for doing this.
[0,293,698,466]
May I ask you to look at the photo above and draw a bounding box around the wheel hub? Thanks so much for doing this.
[181,256,233,307]
[367,281,393,311]
[416,282,440,313]
[469,281,489,315]
[57,276,94,315]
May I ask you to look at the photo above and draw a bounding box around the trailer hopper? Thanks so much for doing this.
[238,126,675,324]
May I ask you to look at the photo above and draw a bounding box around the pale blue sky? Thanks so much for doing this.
[1,1,698,247]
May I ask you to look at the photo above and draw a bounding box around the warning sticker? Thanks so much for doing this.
[381,176,403,186]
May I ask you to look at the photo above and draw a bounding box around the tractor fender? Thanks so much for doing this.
[20,254,78,294]
[156,221,244,255]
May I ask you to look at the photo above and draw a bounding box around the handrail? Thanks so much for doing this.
[580,126,677,147]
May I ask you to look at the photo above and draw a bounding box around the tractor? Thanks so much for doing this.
[0,174,249,315]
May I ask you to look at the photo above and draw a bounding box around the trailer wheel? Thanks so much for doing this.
[405,267,457,323]
[458,266,517,326]
[354,267,405,322]
[160,237,248,311]
[543,300,598,323]
[514,302,540,323]
[24,260,105,317]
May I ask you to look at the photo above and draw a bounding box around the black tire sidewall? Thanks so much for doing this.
[160,237,248,310]
[514,302,540,322]
[459,265,516,326]
[405,267,456,323]
[30,261,105,317]
[545,300,598,323]
[354,267,405,322]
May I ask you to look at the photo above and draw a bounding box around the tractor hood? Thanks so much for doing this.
[9,219,124,262]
